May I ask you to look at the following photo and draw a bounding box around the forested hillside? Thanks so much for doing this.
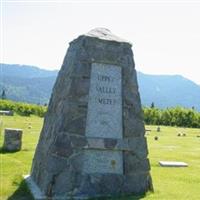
[1,63,200,110]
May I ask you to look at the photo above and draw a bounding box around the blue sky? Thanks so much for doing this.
[1,0,200,84]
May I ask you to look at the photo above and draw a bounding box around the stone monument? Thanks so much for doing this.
[26,28,153,199]
[3,128,23,151]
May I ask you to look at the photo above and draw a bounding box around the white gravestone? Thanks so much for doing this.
[84,63,123,174]
[159,161,188,167]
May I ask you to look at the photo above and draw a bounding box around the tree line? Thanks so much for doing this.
[0,99,200,128]
[143,106,200,128]
[0,99,47,117]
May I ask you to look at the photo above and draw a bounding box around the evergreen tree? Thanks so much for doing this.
[150,102,155,108]
[1,89,6,100]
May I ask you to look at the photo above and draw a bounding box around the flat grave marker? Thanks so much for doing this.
[159,161,188,167]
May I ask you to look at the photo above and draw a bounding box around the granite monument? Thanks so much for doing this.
[26,28,153,199]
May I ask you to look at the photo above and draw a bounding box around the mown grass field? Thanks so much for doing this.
[0,115,200,200]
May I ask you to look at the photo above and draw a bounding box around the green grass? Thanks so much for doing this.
[0,115,43,200]
[0,115,200,200]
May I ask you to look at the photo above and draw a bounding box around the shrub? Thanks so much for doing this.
[143,106,200,128]
[0,99,47,117]
[1,99,200,128]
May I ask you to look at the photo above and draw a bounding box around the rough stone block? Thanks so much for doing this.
[3,128,23,151]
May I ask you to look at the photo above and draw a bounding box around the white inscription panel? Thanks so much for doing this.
[86,63,122,139]
[84,63,123,174]
[83,150,123,174]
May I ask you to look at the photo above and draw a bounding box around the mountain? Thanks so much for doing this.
[137,72,200,110]
[0,64,58,104]
[0,63,200,110]
[1,64,58,78]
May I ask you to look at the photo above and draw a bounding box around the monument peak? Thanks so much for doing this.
[85,27,131,44]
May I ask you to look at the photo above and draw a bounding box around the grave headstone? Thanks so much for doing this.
[159,161,188,167]
[3,128,23,151]
[0,110,14,116]
[26,28,153,199]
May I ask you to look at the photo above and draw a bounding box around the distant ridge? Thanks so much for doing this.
[1,63,200,111]
[0,64,58,104]
[137,72,200,111]
[0,63,58,78]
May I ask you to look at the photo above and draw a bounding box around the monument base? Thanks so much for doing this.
[24,175,46,200]
[24,173,152,200]
[25,175,89,200]
[25,175,93,200]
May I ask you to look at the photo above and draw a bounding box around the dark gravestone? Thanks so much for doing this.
[157,126,160,132]
[3,128,23,151]
[26,28,153,199]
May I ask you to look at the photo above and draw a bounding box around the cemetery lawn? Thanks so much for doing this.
[0,115,200,200]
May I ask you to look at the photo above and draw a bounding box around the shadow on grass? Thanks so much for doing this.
[89,193,146,200]
[0,147,19,154]
[7,179,34,200]
[0,147,30,154]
